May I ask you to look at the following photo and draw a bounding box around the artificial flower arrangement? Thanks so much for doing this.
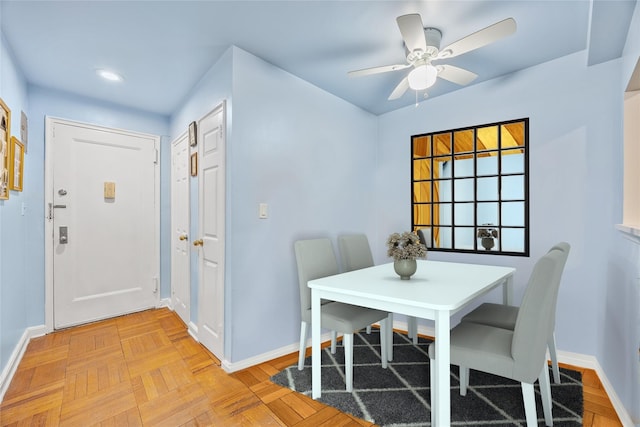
[386,231,428,261]
[476,224,499,239]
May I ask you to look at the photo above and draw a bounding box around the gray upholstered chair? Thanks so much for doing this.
[460,242,570,383]
[294,238,389,391]
[428,249,565,427]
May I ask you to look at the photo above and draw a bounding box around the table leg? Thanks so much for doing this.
[503,274,514,305]
[311,289,322,399]
[434,310,451,426]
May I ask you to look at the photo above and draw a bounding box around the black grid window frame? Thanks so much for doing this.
[411,118,530,257]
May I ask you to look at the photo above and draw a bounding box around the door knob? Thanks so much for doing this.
[193,239,204,247]
[179,234,188,241]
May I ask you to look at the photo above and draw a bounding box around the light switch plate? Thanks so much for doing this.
[259,203,268,219]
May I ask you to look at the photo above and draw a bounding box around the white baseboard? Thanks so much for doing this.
[188,322,199,342]
[0,324,47,402]
[221,332,335,373]
[557,350,636,426]
[158,298,171,308]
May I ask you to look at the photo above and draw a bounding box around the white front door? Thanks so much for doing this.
[171,132,190,326]
[196,103,225,359]
[47,118,160,329]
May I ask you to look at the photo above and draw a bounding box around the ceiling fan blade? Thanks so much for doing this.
[388,76,410,100]
[397,14,427,53]
[437,64,478,85]
[437,18,516,59]
[348,63,410,77]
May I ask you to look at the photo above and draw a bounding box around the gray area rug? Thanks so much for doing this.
[270,329,583,426]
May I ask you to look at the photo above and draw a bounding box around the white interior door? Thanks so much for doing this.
[48,118,159,328]
[171,133,190,326]
[196,103,225,359]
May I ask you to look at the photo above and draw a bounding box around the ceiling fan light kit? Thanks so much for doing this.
[349,14,517,101]
[408,63,438,90]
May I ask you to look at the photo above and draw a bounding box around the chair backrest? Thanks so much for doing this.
[511,249,565,382]
[417,228,431,248]
[338,234,374,272]
[294,238,339,315]
[547,242,570,324]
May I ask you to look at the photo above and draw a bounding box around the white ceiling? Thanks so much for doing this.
[0,0,636,116]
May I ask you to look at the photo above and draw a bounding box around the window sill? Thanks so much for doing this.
[616,224,640,245]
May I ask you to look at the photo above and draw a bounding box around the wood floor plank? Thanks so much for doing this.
[0,308,624,426]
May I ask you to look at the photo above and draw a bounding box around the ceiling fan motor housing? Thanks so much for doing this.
[406,27,442,61]
[424,27,442,50]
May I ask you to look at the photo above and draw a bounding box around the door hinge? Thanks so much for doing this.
[153,277,159,293]
[154,148,159,165]
[47,203,53,221]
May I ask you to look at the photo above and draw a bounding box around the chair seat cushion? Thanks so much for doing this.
[429,322,519,381]
[303,303,388,333]
[461,302,518,330]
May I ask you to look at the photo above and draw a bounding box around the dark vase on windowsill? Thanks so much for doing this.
[481,237,495,251]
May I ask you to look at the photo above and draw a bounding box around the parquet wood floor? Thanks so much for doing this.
[0,308,622,426]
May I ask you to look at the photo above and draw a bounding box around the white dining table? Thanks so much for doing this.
[309,259,515,427]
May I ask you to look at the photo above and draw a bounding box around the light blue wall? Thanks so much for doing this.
[227,47,377,362]
[169,46,233,327]
[610,0,640,421]
[378,44,639,423]
[170,46,378,362]
[0,31,29,378]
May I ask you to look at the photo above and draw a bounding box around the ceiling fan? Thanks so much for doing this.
[348,14,517,100]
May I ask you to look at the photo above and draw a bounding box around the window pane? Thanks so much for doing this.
[435,226,452,249]
[438,203,452,225]
[413,182,432,203]
[502,151,524,174]
[477,202,498,224]
[454,203,474,225]
[438,160,451,178]
[454,178,474,201]
[413,135,431,158]
[436,180,451,202]
[502,202,524,226]
[453,157,474,178]
[454,129,474,154]
[477,154,498,176]
[413,204,432,226]
[501,228,525,252]
[454,227,475,250]
[501,121,525,149]
[502,175,524,199]
[433,133,451,156]
[477,126,498,151]
[477,177,498,201]
[413,159,431,180]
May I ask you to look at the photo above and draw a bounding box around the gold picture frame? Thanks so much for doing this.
[0,98,11,200]
[9,136,24,191]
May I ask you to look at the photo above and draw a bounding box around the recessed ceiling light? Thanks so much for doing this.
[96,69,124,82]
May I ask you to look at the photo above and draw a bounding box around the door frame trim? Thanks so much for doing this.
[44,116,161,332]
